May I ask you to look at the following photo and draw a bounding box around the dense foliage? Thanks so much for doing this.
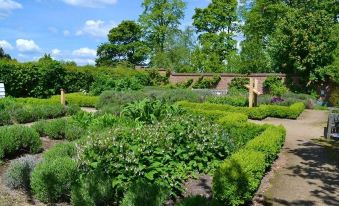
[0,126,42,161]
[97,88,210,114]
[96,21,149,67]
[0,99,79,126]
[0,59,162,98]
[77,115,235,200]
[213,126,285,206]
[177,101,305,120]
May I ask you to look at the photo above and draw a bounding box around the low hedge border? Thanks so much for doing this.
[0,125,42,161]
[16,93,99,108]
[212,125,286,206]
[188,109,248,123]
[0,104,80,126]
[177,101,305,120]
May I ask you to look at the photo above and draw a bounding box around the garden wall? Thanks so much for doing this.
[169,73,287,93]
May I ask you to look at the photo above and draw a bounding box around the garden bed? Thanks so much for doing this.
[0,97,291,206]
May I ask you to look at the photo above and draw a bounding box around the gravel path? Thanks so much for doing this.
[252,110,339,206]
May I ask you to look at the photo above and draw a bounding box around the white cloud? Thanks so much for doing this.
[0,0,22,17]
[51,48,61,56]
[62,0,117,8]
[0,0,22,10]
[70,58,95,65]
[63,30,71,36]
[0,40,13,50]
[76,19,114,38]
[72,47,96,57]
[16,39,41,53]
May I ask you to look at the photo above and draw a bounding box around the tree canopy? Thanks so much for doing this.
[96,20,149,67]
[0,48,11,60]
[93,0,338,85]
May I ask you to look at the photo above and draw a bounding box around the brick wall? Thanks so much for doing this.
[169,73,288,94]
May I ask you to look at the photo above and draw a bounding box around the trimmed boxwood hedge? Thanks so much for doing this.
[213,150,266,206]
[212,125,286,206]
[188,109,248,123]
[0,125,42,161]
[245,126,286,165]
[177,101,305,120]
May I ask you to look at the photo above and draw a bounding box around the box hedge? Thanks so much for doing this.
[245,126,286,165]
[213,150,266,206]
[177,101,305,120]
[188,109,248,123]
[0,126,42,161]
[212,125,286,206]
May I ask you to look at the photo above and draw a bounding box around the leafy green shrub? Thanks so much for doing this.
[16,93,98,107]
[207,95,248,107]
[87,113,119,131]
[189,109,248,123]
[157,89,204,103]
[263,76,283,92]
[270,84,288,97]
[71,172,114,206]
[213,150,266,206]
[31,157,78,203]
[33,119,67,139]
[0,126,42,160]
[176,79,193,88]
[0,102,79,126]
[218,121,267,150]
[97,90,148,113]
[212,123,286,206]
[120,180,169,206]
[0,59,152,98]
[65,122,85,141]
[42,142,76,161]
[90,75,143,95]
[77,115,235,199]
[192,75,221,89]
[263,76,288,97]
[175,196,222,206]
[121,98,182,124]
[245,126,286,165]
[258,92,315,109]
[3,155,40,190]
[228,77,249,91]
[177,101,305,120]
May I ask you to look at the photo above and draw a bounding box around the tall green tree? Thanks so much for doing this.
[269,9,337,84]
[192,0,239,72]
[163,27,197,72]
[96,20,149,67]
[139,0,186,67]
[0,47,11,60]
[240,0,288,73]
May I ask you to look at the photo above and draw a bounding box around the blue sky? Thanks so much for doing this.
[0,0,209,65]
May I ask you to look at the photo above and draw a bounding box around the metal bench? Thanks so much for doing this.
[326,108,339,139]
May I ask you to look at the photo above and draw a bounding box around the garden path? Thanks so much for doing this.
[252,110,339,206]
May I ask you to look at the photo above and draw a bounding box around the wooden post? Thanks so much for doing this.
[248,78,254,108]
[254,79,258,107]
[60,89,66,106]
[245,78,261,108]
